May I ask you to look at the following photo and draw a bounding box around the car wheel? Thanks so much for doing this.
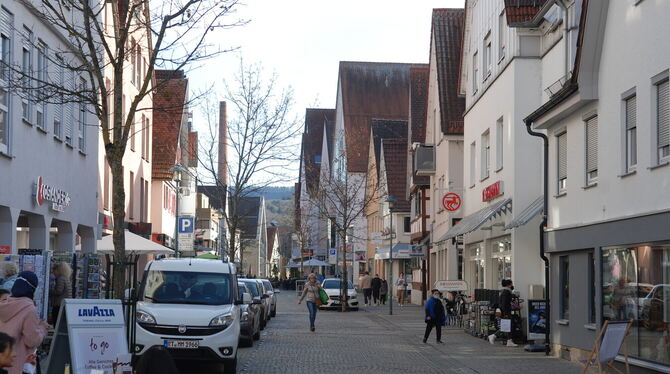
[260,318,266,330]
[253,329,260,340]
[239,336,253,348]
[222,355,237,373]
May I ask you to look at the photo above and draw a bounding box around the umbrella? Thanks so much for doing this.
[78,230,174,255]
[197,253,219,259]
[285,258,332,268]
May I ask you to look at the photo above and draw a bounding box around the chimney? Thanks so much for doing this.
[218,101,228,186]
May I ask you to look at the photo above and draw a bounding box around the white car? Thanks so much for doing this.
[135,259,248,373]
[319,278,358,310]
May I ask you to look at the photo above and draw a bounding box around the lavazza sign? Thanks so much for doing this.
[34,176,71,212]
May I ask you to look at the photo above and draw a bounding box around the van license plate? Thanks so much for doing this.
[164,340,199,349]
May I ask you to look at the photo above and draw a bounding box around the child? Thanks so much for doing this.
[0,289,9,302]
[0,332,16,374]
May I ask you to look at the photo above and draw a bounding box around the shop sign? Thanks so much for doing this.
[98,213,113,231]
[127,222,152,238]
[34,176,71,212]
[527,299,548,340]
[482,181,504,202]
[442,192,462,212]
[0,246,9,254]
[434,280,468,292]
[354,250,366,262]
[410,245,425,257]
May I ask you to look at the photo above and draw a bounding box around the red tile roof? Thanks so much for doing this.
[431,9,466,135]
[409,67,430,186]
[504,0,548,25]
[303,108,335,196]
[339,61,427,173]
[152,70,188,180]
[371,119,407,177]
[187,131,198,167]
[382,139,410,212]
[267,225,277,260]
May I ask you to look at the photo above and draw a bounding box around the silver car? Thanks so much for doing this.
[261,279,278,317]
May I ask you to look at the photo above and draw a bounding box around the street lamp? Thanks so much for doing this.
[169,163,185,258]
[386,195,396,316]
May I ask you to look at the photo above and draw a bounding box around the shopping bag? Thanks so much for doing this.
[319,288,330,304]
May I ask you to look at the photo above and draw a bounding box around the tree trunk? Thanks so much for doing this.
[109,153,127,299]
[341,234,348,312]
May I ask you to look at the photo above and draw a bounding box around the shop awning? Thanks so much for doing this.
[284,258,332,268]
[375,243,412,260]
[504,196,543,230]
[436,198,512,242]
[78,230,174,255]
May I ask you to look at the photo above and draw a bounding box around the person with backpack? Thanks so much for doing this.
[423,289,445,344]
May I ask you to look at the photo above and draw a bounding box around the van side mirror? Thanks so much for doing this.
[242,292,252,305]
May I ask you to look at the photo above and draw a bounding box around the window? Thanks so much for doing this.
[130,117,135,151]
[470,141,476,187]
[437,176,445,212]
[314,154,321,164]
[64,71,75,146]
[656,79,669,162]
[625,95,637,172]
[481,131,490,180]
[0,14,10,154]
[557,131,567,193]
[135,44,141,87]
[588,252,596,324]
[21,28,32,123]
[143,179,149,222]
[129,171,134,219]
[35,42,47,131]
[403,216,410,233]
[483,32,491,78]
[585,115,598,184]
[140,177,146,222]
[492,237,511,287]
[130,39,136,86]
[472,51,478,92]
[143,115,150,161]
[559,255,569,319]
[496,117,503,170]
[103,160,110,210]
[329,218,336,248]
[498,11,506,61]
[468,244,485,290]
[78,77,86,151]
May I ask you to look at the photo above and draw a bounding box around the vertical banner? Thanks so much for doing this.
[527,299,548,340]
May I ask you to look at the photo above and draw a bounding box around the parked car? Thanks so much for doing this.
[135,259,244,373]
[622,282,653,320]
[240,279,269,329]
[237,282,261,347]
[641,284,670,330]
[320,278,358,310]
[261,279,279,317]
[253,279,272,323]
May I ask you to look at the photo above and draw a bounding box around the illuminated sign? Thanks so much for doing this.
[34,176,71,212]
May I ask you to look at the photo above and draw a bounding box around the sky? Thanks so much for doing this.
[188,0,465,185]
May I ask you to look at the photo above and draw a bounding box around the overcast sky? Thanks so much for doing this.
[189,0,465,185]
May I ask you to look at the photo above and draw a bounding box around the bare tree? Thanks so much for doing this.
[198,59,301,268]
[1,0,245,295]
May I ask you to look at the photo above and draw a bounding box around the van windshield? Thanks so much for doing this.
[141,271,234,305]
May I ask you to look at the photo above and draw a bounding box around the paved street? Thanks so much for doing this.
[228,291,581,374]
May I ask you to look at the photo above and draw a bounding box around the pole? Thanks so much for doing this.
[174,179,180,258]
[388,212,393,316]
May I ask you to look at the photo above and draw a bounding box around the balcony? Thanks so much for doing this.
[414,144,435,176]
[410,215,427,243]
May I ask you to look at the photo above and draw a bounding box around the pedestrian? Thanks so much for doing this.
[395,273,407,306]
[0,332,16,374]
[371,274,381,305]
[0,271,48,374]
[488,279,518,347]
[134,346,179,374]
[49,262,72,325]
[357,271,372,306]
[298,273,322,332]
[423,289,445,344]
[0,263,18,292]
[379,277,388,305]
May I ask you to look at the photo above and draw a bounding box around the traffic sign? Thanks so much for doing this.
[178,217,194,233]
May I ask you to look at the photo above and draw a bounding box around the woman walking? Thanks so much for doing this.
[298,273,322,332]
[0,271,48,374]
[379,277,388,305]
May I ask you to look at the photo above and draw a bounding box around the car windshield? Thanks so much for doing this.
[141,270,233,305]
[262,280,273,291]
[237,284,246,296]
[322,279,354,289]
[242,280,260,297]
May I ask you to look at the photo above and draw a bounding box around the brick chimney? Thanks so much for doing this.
[218,101,228,186]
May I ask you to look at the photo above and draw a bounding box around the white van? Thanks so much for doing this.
[135,259,248,372]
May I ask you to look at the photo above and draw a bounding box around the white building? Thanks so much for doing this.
[0,1,98,253]
[527,0,670,370]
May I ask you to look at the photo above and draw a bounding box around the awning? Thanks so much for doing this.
[504,196,543,230]
[284,258,332,268]
[77,230,174,255]
[436,198,512,242]
[375,243,412,260]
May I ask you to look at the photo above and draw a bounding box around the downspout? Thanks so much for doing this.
[525,119,550,356]
[556,0,571,78]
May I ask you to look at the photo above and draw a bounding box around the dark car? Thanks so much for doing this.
[240,279,269,329]
[237,282,261,347]
[261,279,279,318]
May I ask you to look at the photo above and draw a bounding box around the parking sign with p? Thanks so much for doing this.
[178,217,194,234]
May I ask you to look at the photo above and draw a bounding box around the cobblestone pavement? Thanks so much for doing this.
[180,291,582,373]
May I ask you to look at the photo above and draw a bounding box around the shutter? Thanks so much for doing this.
[64,71,74,143]
[626,96,637,129]
[586,116,598,172]
[557,132,567,179]
[53,61,62,136]
[658,80,669,148]
[0,9,11,37]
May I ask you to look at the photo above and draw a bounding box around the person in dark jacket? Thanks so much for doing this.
[423,289,445,344]
[371,274,382,305]
[488,279,517,346]
[379,277,388,305]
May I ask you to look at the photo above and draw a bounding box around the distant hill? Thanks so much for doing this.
[249,186,294,201]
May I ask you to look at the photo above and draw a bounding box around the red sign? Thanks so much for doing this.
[0,246,10,254]
[442,193,462,212]
[482,181,504,202]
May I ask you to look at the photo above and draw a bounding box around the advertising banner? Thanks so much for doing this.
[528,299,548,340]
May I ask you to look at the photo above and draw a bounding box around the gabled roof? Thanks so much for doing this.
[266,226,277,260]
[197,185,226,211]
[431,9,466,135]
[504,0,550,26]
[152,70,188,180]
[339,61,427,173]
[236,196,262,240]
[382,139,410,212]
[303,108,336,196]
[371,119,407,176]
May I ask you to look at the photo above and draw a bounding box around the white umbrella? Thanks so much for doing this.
[78,230,174,255]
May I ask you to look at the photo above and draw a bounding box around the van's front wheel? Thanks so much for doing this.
[222,356,237,373]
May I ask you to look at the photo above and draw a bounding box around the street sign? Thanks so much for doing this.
[178,217,194,233]
[329,249,336,256]
[434,280,468,292]
[410,245,425,257]
[178,236,194,252]
[442,192,462,212]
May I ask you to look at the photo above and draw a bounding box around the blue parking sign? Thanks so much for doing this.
[178,217,194,233]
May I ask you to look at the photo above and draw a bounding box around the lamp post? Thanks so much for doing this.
[386,195,396,316]
[169,164,185,258]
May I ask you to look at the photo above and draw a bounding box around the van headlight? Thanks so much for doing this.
[240,311,250,322]
[136,310,156,324]
[210,313,234,328]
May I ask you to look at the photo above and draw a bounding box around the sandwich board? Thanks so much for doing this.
[47,299,128,374]
[581,320,632,374]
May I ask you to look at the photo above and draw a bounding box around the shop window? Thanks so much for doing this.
[559,256,569,319]
[468,244,485,290]
[491,237,511,287]
[602,245,670,365]
[588,251,596,324]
